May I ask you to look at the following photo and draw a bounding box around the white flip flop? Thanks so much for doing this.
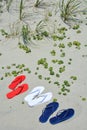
[27,92,53,107]
[24,86,45,102]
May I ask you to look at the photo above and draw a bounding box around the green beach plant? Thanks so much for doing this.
[72,24,80,30]
[59,66,65,73]
[0,0,6,13]
[0,29,9,37]
[59,0,87,26]
[0,1,3,13]
[19,0,24,20]
[60,52,65,57]
[34,0,55,10]
[34,0,44,7]
[6,0,27,22]
[21,25,31,44]
[0,53,2,56]
[8,21,22,38]
[35,20,46,34]
[18,42,31,53]
[73,40,81,49]
[82,97,86,101]
[0,63,31,79]
[6,0,13,11]
[50,50,56,56]
[34,20,49,40]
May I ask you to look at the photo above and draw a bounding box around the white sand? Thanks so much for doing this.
[0,0,87,130]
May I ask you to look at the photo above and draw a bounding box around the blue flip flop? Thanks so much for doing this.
[39,102,59,123]
[49,108,75,125]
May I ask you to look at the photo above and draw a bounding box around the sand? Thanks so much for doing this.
[0,0,87,130]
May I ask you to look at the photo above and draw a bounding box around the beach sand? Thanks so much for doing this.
[0,0,87,130]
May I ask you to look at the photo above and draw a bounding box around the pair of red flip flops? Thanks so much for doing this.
[6,75,28,99]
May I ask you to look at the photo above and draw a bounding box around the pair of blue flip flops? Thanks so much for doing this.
[39,102,75,124]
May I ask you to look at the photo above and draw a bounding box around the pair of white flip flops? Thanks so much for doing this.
[24,86,52,107]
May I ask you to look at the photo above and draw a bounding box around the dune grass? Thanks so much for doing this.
[34,0,44,7]
[59,0,87,26]
[6,0,13,11]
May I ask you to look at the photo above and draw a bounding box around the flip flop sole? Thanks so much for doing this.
[39,102,59,123]
[8,75,26,90]
[24,86,45,102]
[49,108,75,124]
[7,84,28,99]
[28,92,52,107]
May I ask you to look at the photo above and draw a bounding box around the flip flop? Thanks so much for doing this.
[8,75,26,90]
[6,84,28,99]
[27,92,52,107]
[49,108,75,125]
[39,102,59,123]
[24,86,45,102]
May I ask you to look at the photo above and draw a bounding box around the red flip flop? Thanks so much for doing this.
[7,84,28,99]
[8,75,26,90]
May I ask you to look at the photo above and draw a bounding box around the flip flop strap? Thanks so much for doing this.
[15,86,23,95]
[36,94,48,104]
[29,89,41,99]
[42,103,54,116]
[56,109,68,119]
[32,93,40,100]
[11,77,22,84]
